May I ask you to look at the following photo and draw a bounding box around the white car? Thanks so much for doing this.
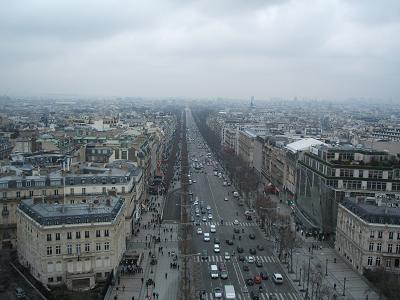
[193,180,197,183]
[203,232,210,242]
[272,273,284,284]
[223,181,227,186]
[224,197,228,201]
[210,224,216,233]
[213,287,223,299]
[247,256,255,263]
[206,205,211,211]
[197,228,203,235]
[233,219,239,225]
[202,216,207,222]
[214,244,220,253]
[224,252,231,260]
[208,214,213,220]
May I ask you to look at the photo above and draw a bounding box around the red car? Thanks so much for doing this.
[254,275,262,284]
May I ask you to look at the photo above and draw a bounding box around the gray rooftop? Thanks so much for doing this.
[342,199,400,225]
[18,197,124,226]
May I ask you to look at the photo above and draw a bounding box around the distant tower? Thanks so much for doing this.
[250,96,255,108]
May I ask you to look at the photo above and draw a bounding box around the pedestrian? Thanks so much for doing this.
[165,272,168,279]
[177,264,180,270]
[156,293,159,299]
[170,233,172,239]
[141,277,144,284]
[153,292,156,298]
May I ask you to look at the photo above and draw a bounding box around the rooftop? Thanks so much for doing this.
[18,197,124,226]
[286,138,325,153]
[341,198,400,226]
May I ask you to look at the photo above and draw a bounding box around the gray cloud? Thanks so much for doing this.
[0,0,399,99]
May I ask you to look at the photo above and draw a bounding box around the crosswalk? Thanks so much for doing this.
[201,221,257,227]
[193,255,277,263]
[200,291,300,300]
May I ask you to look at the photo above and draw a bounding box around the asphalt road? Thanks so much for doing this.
[185,109,300,300]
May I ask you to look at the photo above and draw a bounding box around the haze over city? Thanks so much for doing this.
[0,0,399,100]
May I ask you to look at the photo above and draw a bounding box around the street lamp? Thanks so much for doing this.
[343,277,346,296]
[325,258,328,276]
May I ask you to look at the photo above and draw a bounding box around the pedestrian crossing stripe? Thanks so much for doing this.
[203,221,258,227]
[193,255,276,263]
[200,292,300,300]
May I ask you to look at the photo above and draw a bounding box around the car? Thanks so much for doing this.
[227,182,232,186]
[260,271,269,280]
[255,259,263,267]
[203,232,210,241]
[206,205,211,211]
[196,212,200,217]
[214,244,220,253]
[208,214,213,220]
[238,255,245,262]
[243,264,249,271]
[254,275,262,284]
[223,181,227,186]
[190,216,195,222]
[214,237,220,244]
[193,180,197,183]
[15,288,26,299]
[224,252,231,260]
[225,239,234,245]
[249,248,257,255]
[202,216,207,222]
[247,256,255,263]
[234,228,240,234]
[272,273,284,284]
[197,228,203,234]
[256,245,264,251]
[237,246,244,253]
[245,209,256,216]
[224,197,228,201]
[220,268,228,279]
[246,215,252,220]
[246,278,255,286]
[233,219,239,225]
[195,220,200,226]
[210,224,216,233]
[214,287,223,299]
[189,190,193,195]
[250,290,260,300]
[218,262,227,271]
[249,233,256,240]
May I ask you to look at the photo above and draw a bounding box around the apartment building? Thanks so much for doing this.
[237,129,257,167]
[296,144,400,236]
[17,197,125,290]
[336,197,400,274]
[0,162,143,249]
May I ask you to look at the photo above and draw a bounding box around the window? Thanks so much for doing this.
[386,259,391,268]
[104,229,109,237]
[122,186,125,193]
[396,244,400,254]
[47,246,53,256]
[395,259,400,268]
[96,230,101,237]
[56,276,62,282]
[389,232,394,240]
[29,190,34,197]
[47,234,52,241]
[85,231,90,238]
[67,244,72,255]
[378,231,383,238]
[376,257,381,266]
[377,242,382,252]
[370,231,375,238]
[96,243,101,251]
[82,188,86,195]
[104,242,110,251]
[26,181,31,187]
[76,231,81,239]
[55,233,60,241]
[70,188,74,195]
[54,189,59,195]
[55,245,61,255]
[2,192,6,198]
[367,257,373,266]
[48,277,54,283]
[397,232,400,240]
[42,190,46,196]
[102,187,107,194]
[388,244,393,253]
[16,191,20,198]
[85,243,90,252]
[76,244,81,255]
[67,232,72,240]
[369,242,374,252]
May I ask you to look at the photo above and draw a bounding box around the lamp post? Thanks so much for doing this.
[343,277,346,296]
[325,258,328,276]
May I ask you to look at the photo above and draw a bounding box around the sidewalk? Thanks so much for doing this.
[266,194,381,300]
[106,194,180,300]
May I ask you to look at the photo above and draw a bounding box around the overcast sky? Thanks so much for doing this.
[0,0,399,100]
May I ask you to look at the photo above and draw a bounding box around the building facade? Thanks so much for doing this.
[17,197,126,290]
[336,197,400,274]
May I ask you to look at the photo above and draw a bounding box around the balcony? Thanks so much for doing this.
[63,251,95,259]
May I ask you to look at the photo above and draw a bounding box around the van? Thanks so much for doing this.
[210,264,219,279]
[224,285,236,299]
